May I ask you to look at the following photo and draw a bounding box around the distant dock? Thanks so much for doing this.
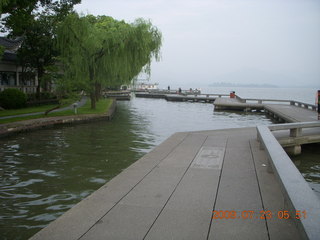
[135,91,229,103]
[214,96,317,122]
[135,90,318,123]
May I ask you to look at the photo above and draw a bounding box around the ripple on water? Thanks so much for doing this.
[28,170,59,177]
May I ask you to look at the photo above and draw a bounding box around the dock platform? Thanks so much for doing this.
[214,97,318,123]
[31,127,310,240]
[135,92,229,103]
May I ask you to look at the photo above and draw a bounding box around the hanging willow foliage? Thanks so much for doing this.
[56,13,162,109]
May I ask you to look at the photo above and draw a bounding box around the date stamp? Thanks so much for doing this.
[212,210,307,220]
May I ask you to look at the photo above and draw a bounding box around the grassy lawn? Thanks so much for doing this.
[0,99,113,124]
[0,97,78,117]
[47,98,112,116]
[0,104,59,117]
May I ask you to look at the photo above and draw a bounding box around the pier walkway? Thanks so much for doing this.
[32,128,307,240]
[214,97,318,123]
[264,104,318,123]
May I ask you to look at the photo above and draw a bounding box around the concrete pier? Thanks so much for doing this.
[213,97,318,123]
[135,92,229,103]
[30,127,317,240]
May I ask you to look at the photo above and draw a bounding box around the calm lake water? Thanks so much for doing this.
[0,87,319,239]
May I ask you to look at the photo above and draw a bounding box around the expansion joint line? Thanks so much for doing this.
[249,140,270,240]
[206,138,228,240]
[77,133,190,239]
[143,134,209,240]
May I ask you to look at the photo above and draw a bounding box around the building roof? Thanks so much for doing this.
[0,37,23,62]
[0,37,23,51]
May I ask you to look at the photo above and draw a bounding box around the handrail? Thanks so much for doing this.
[268,121,320,131]
[246,98,291,103]
[234,95,317,111]
[257,125,320,240]
[268,121,320,137]
[290,101,317,111]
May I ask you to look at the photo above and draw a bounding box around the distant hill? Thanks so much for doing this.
[209,82,278,88]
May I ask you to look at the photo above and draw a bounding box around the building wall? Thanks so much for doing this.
[0,61,37,93]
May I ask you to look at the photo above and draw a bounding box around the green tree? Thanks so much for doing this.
[0,0,9,14]
[1,0,80,97]
[56,13,162,109]
[0,0,9,57]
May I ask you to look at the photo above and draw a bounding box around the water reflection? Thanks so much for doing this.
[0,101,155,239]
[293,144,320,199]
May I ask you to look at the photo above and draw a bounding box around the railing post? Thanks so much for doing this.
[290,128,301,137]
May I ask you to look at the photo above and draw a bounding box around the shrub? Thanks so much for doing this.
[0,88,27,109]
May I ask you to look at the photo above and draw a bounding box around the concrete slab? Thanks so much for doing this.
[144,168,221,239]
[249,139,301,240]
[81,204,161,240]
[157,133,207,168]
[145,208,212,240]
[214,146,262,210]
[208,217,269,240]
[118,166,186,208]
[31,127,304,240]
[191,146,225,169]
[265,104,317,122]
[145,136,227,239]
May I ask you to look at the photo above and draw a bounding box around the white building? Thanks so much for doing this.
[0,37,38,93]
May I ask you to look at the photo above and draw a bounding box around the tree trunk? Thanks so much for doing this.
[89,66,96,109]
[90,91,96,109]
[95,82,101,102]
[36,65,44,99]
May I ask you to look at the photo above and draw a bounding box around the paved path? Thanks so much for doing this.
[31,128,302,240]
[0,96,87,120]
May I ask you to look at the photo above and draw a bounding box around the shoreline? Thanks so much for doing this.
[0,99,117,138]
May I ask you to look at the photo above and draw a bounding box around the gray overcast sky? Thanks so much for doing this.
[75,0,320,88]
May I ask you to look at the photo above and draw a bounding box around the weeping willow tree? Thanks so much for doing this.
[56,13,162,109]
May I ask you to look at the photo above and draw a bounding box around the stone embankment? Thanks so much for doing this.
[0,99,116,138]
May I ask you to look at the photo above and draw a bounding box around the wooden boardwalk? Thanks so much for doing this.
[31,128,302,240]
